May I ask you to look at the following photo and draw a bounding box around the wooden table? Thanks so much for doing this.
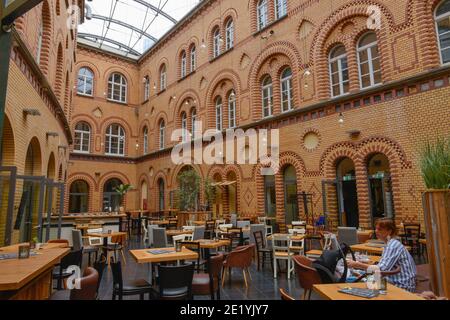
[148,220,169,226]
[419,238,427,245]
[86,231,127,255]
[267,234,306,241]
[166,229,193,237]
[351,242,412,255]
[313,283,424,300]
[130,247,198,285]
[0,243,70,300]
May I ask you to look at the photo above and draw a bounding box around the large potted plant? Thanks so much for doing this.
[204,178,216,211]
[419,137,450,298]
[177,170,200,212]
[114,184,134,213]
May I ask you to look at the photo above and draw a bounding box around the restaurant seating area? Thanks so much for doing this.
[0,210,435,301]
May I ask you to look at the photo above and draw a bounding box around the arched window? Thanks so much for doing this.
[228,90,236,128]
[74,122,90,153]
[103,178,123,212]
[108,73,127,103]
[69,180,89,213]
[215,96,223,131]
[357,32,381,88]
[213,27,221,58]
[36,21,43,64]
[191,108,197,140]
[105,124,125,156]
[226,19,234,50]
[181,51,187,78]
[283,165,299,224]
[190,45,196,72]
[160,64,167,91]
[143,126,148,155]
[280,67,293,112]
[275,0,287,19]
[181,112,188,142]
[435,0,450,64]
[159,120,165,150]
[257,0,268,30]
[143,76,150,101]
[77,67,94,96]
[158,178,165,211]
[329,45,349,97]
[261,75,273,117]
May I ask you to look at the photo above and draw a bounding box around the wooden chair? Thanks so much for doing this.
[279,288,295,300]
[253,230,273,271]
[402,223,421,256]
[104,233,127,267]
[272,234,295,279]
[192,254,224,300]
[222,244,255,288]
[292,255,322,300]
[111,258,152,300]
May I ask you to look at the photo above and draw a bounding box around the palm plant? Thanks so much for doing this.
[419,137,450,189]
[177,170,200,211]
[114,184,134,205]
[204,178,216,210]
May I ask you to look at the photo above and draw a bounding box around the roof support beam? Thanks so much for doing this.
[132,0,177,24]
[78,33,141,56]
[91,14,158,42]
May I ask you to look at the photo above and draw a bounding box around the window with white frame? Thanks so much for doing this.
[357,33,381,89]
[160,64,167,91]
[108,73,127,103]
[105,124,125,156]
[329,45,350,97]
[74,122,90,153]
[257,0,268,30]
[190,46,196,72]
[435,0,450,64]
[143,126,148,155]
[213,27,221,58]
[191,108,197,140]
[144,76,150,101]
[226,19,234,50]
[215,96,223,131]
[261,76,273,117]
[159,120,165,150]
[181,51,187,78]
[280,67,293,112]
[275,0,287,20]
[77,67,94,96]
[228,90,236,128]
[181,112,188,142]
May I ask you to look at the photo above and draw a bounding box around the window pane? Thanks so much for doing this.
[440,31,450,49]
[359,50,368,63]
[442,47,450,63]
[361,75,371,88]
[373,71,382,84]
[360,62,370,75]
[330,61,338,73]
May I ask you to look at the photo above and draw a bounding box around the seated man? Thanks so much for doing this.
[347,218,417,292]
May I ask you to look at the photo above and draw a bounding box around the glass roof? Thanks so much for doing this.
[78,0,201,58]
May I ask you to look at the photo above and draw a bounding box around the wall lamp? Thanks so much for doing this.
[46,132,59,138]
[23,109,41,117]
[261,30,274,40]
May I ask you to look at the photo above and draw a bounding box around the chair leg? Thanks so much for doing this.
[273,258,277,279]
[242,269,248,288]
[308,290,312,300]
[121,249,127,265]
[221,267,227,287]
[246,268,252,281]
[256,252,260,271]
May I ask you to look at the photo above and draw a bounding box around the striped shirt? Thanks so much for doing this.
[378,238,417,292]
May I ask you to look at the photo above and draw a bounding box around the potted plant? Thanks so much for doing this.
[204,178,216,211]
[419,137,450,298]
[177,170,200,212]
[114,184,134,213]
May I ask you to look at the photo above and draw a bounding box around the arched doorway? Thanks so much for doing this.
[226,171,237,215]
[283,165,299,225]
[69,180,89,213]
[102,178,122,212]
[25,137,42,176]
[158,178,165,211]
[336,158,359,228]
[46,153,56,180]
[1,115,15,166]
[264,174,276,217]
[367,153,394,224]
[212,173,222,218]
[141,180,148,210]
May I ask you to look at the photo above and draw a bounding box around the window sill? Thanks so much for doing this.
[253,15,288,37]
[106,99,128,105]
[157,88,166,96]
[73,150,90,155]
[142,98,150,104]
[178,70,196,83]
[76,93,94,99]
[209,47,234,63]
[105,153,126,157]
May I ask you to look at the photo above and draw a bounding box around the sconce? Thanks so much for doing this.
[23,109,41,117]
[346,130,361,139]
[46,132,59,138]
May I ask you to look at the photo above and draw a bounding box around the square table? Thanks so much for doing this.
[313,283,424,300]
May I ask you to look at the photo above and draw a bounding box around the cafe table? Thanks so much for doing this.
[86,231,127,255]
[0,242,70,300]
[351,242,412,255]
[266,233,306,241]
[130,247,198,285]
[305,250,381,264]
[313,283,424,300]
[166,229,193,237]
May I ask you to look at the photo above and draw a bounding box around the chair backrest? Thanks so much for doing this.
[323,233,339,250]
[192,226,205,241]
[72,229,83,251]
[257,216,267,224]
[253,230,266,250]
[205,220,215,230]
[293,255,322,290]
[218,224,232,231]
[182,225,196,232]
[292,221,306,226]
[236,220,250,229]
[87,228,103,246]
[147,224,159,247]
[208,254,224,285]
[70,267,99,300]
[230,214,237,227]
[110,258,123,293]
[403,223,421,240]
[279,288,295,301]
[225,244,255,268]
[227,227,244,249]
[272,234,290,254]
[215,219,226,228]
[153,228,168,248]
[158,263,195,300]
[60,249,83,270]
[173,234,191,246]
[141,220,148,233]
[250,224,266,245]
[93,254,107,298]
[288,228,306,235]
[337,227,359,246]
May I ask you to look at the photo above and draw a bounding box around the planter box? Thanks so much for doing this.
[422,190,450,298]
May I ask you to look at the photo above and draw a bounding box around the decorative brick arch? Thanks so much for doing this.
[223,164,243,215]
[249,0,276,34]
[39,0,53,76]
[320,142,359,178]
[72,114,99,134]
[205,70,242,129]
[65,173,97,213]
[206,165,224,180]
[152,170,168,189]
[248,41,302,120]
[54,43,64,101]
[152,171,168,211]
[310,2,398,100]
[206,18,221,58]
[175,89,202,133]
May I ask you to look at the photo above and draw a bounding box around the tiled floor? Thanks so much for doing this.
[93,235,315,300]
